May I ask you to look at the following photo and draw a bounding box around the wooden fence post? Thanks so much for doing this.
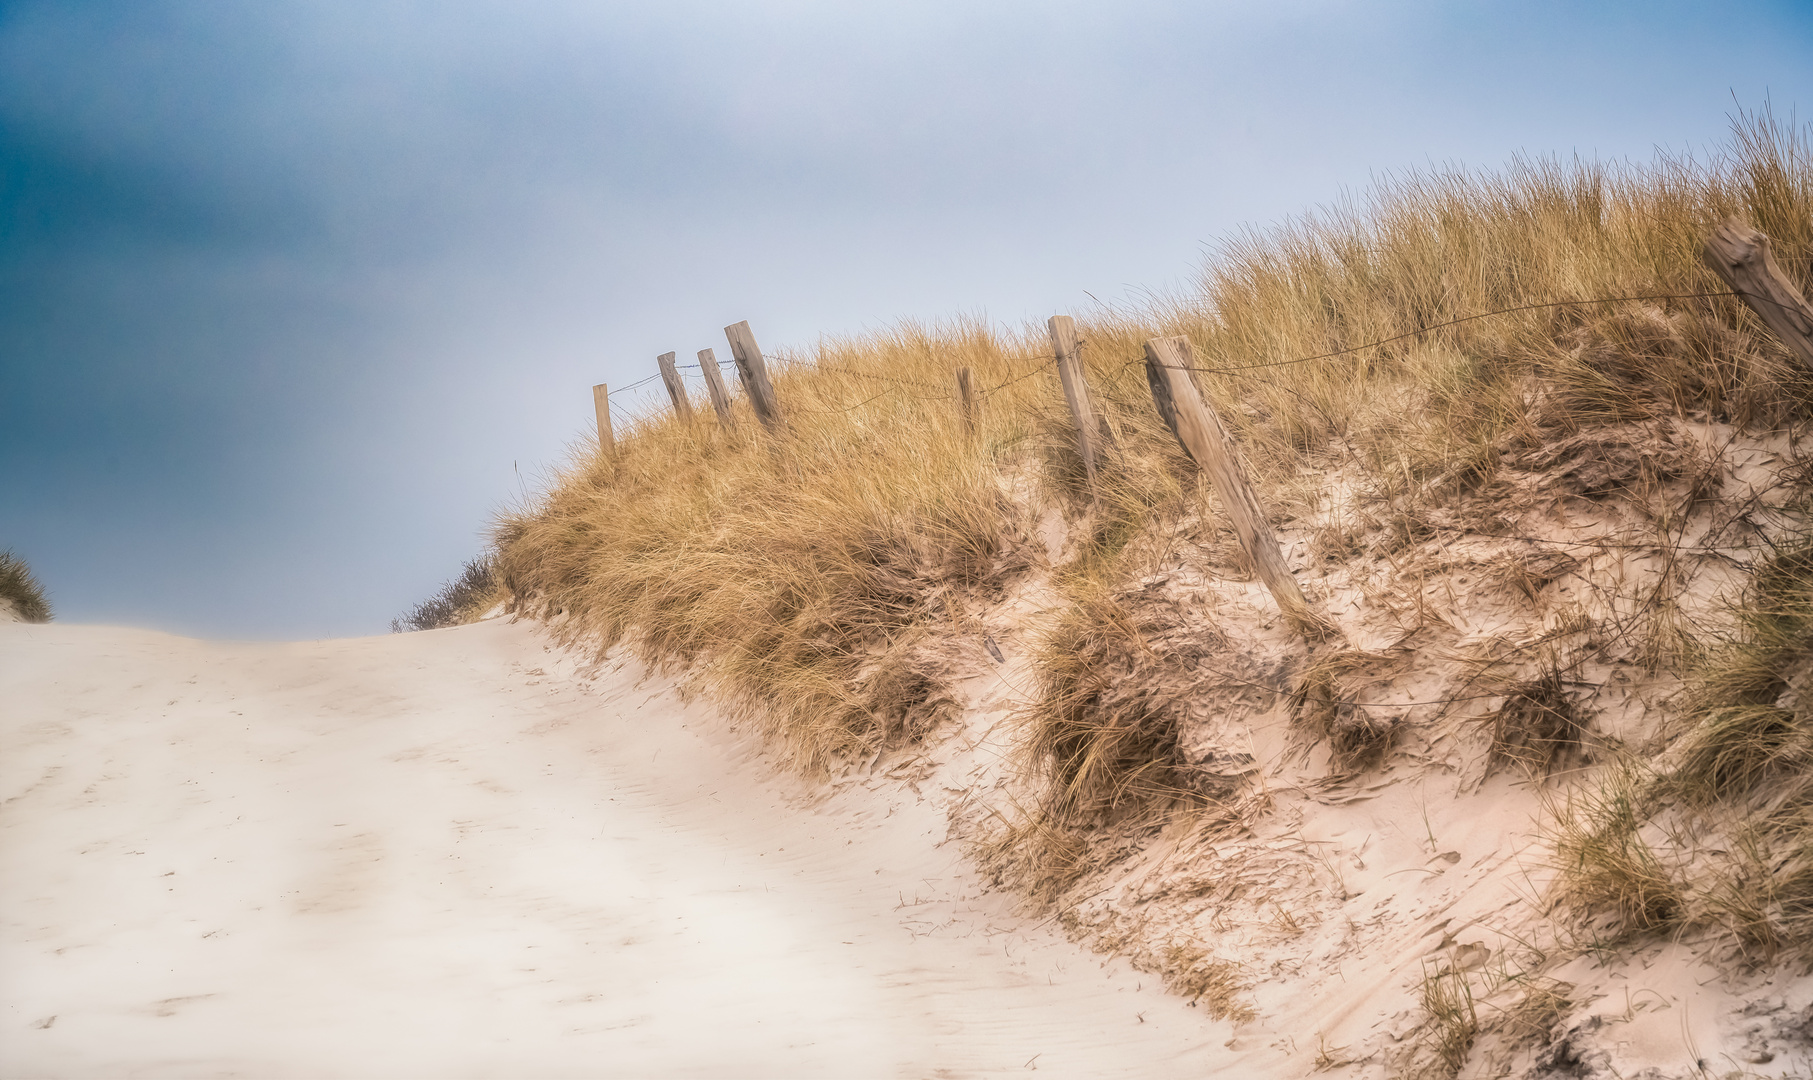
[956,366,978,434]
[1143,335,1322,635]
[592,383,614,455]
[1048,315,1103,500]
[1703,218,1813,371]
[723,321,784,431]
[697,348,735,426]
[656,351,693,423]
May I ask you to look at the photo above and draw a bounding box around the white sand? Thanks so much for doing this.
[0,618,1240,1079]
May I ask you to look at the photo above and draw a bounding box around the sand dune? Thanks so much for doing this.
[0,617,1240,1078]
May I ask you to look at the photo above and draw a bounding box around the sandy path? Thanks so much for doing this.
[0,618,1233,1078]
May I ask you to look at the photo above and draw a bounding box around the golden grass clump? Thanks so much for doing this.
[1017,587,1246,824]
[1547,767,1683,941]
[1000,112,1811,545]
[496,320,1043,771]
[0,550,51,623]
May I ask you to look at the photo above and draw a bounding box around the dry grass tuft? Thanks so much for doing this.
[1488,661,1588,779]
[1669,703,1813,804]
[1018,589,1239,823]
[0,550,51,623]
[1548,766,1683,940]
[1160,944,1255,1023]
[1416,960,1481,1077]
[1292,647,1404,773]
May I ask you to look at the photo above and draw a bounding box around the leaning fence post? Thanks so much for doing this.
[1703,218,1813,371]
[656,351,693,423]
[956,366,978,435]
[697,348,735,426]
[592,383,614,455]
[1048,315,1103,501]
[1143,335,1322,635]
[723,321,784,431]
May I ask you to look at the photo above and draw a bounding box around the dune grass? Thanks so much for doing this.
[496,108,1811,848]
[1551,537,1813,957]
[0,550,51,623]
[391,557,501,632]
[496,323,1038,771]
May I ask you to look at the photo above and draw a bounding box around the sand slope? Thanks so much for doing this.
[0,618,1239,1079]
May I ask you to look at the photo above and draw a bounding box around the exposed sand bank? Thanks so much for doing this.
[0,617,1239,1078]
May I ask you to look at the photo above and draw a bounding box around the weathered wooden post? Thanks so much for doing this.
[1048,315,1103,500]
[656,351,693,423]
[592,383,614,455]
[697,348,735,426]
[956,366,978,435]
[1703,218,1813,371]
[1144,335,1321,634]
[723,321,783,431]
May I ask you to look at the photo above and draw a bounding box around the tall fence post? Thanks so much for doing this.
[657,351,694,423]
[1143,335,1322,636]
[723,321,784,431]
[697,348,736,426]
[1704,218,1813,371]
[1048,315,1103,501]
[956,366,978,435]
[592,383,614,455]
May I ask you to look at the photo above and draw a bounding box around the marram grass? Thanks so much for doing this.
[497,110,1812,844]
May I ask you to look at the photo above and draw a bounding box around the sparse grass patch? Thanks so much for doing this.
[1417,960,1481,1077]
[1550,538,1813,956]
[1498,977,1574,1049]
[974,804,1095,906]
[0,550,51,623]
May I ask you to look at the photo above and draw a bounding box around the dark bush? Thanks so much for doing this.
[0,550,51,623]
[391,558,496,632]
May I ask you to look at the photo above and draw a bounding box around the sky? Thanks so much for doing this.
[3,0,1811,640]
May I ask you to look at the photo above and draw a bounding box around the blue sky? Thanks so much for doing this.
[4,0,1811,639]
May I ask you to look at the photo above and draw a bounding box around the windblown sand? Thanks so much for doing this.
[0,617,1239,1078]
